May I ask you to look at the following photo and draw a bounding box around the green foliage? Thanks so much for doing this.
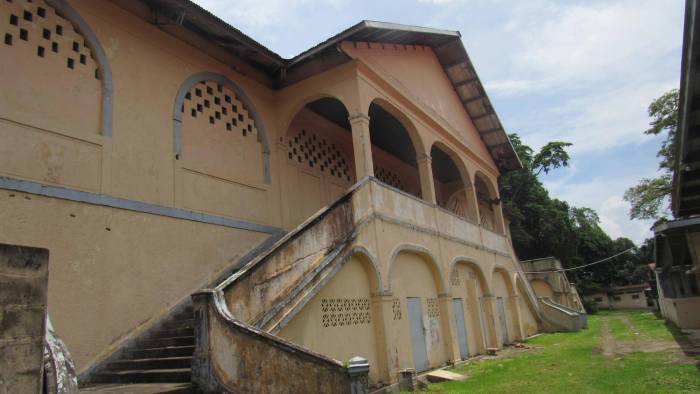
[500,134,650,292]
[623,175,672,220]
[623,89,679,221]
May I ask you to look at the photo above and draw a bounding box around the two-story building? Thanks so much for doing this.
[0,1,583,392]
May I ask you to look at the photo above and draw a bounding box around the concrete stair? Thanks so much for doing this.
[84,306,195,391]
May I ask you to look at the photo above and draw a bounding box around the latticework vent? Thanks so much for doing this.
[182,81,258,138]
[321,298,371,328]
[374,164,406,192]
[426,298,440,318]
[2,0,99,78]
[287,129,351,182]
[392,297,402,320]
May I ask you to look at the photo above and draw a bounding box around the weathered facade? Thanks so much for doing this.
[584,284,652,310]
[0,0,578,391]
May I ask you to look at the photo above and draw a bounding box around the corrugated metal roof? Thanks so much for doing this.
[130,2,522,172]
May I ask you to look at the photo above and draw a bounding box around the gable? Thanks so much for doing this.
[341,41,494,166]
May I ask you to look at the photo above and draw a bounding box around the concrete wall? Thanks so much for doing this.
[660,297,700,329]
[0,244,49,393]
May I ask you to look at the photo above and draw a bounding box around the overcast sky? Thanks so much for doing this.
[193,0,684,244]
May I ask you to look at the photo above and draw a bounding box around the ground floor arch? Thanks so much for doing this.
[492,268,522,345]
[531,279,555,299]
[389,250,449,372]
[449,260,492,356]
[278,252,382,382]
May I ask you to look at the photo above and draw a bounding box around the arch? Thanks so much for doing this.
[474,170,504,233]
[515,274,540,316]
[6,0,113,136]
[368,99,424,198]
[387,244,446,294]
[281,93,352,135]
[173,72,271,183]
[492,266,516,296]
[448,256,491,295]
[430,142,478,220]
[368,98,426,157]
[346,246,383,294]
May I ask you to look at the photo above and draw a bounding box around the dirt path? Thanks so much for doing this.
[599,319,617,357]
[597,314,697,366]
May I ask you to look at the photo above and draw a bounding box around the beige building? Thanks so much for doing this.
[0,0,582,391]
[584,284,651,310]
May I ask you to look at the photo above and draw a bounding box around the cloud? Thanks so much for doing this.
[490,0,683,94]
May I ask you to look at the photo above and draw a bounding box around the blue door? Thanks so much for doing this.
[452,298,470,359]
[407,297,429,372]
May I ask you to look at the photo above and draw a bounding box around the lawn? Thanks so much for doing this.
[416,310,699,393]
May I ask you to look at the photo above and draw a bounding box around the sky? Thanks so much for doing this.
[193,0,684,244]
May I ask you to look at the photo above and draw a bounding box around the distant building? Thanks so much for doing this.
[653,0,700,330]
[583,284,651,310]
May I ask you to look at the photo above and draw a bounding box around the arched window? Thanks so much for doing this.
[431,144,477,220]
[174,73,270,185]
[0,0,112,137]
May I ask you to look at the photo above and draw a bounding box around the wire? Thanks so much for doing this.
[521,247,635,274]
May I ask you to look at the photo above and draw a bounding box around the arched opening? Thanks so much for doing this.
[450,260,491,356]
[474,172,504,233]
[369,101,422,198]
[492,268,521,345]
[278,252,381,382]
[430,144,476,220]
[389,249,448,372]
[283,97,356,226]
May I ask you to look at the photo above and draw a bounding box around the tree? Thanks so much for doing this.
[623,89,679,221]
[500,134,652,292]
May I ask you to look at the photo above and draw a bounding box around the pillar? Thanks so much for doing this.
[349,113,374,179]
[462,185,478,222]
[510,295,525,341]
[417,154,436,204]
[371,293,393,384]
[437,293,459,363]
[481,294,500,348]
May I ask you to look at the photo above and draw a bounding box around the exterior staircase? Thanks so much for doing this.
[82,306,195,392]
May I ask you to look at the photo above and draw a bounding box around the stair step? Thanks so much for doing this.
[126,346,195,359]
[106,356,192,371]
[161,319,194,330]
[92,368,191,384]
[80,383,193,393]
[151,327,194,338]
[138,336,194,348]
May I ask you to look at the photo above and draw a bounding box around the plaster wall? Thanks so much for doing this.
[0,189,269,371]
[531,279,555,299]
[661,297,700,329]
[278,254,380,381]
[518,288,539,337]
[341,42,493,167]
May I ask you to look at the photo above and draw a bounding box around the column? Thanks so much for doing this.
[417,154,436,204]
[510,295,525,341]
[463,184,478,222]
[437,293,459,363]
[481,294,500,348]
[371,293,393,384]
[349,113,374,179]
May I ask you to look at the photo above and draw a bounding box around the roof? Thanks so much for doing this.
[129,2,522,172]
[674,0,700,217]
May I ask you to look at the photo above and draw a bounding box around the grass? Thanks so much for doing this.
[414,310,699,393]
